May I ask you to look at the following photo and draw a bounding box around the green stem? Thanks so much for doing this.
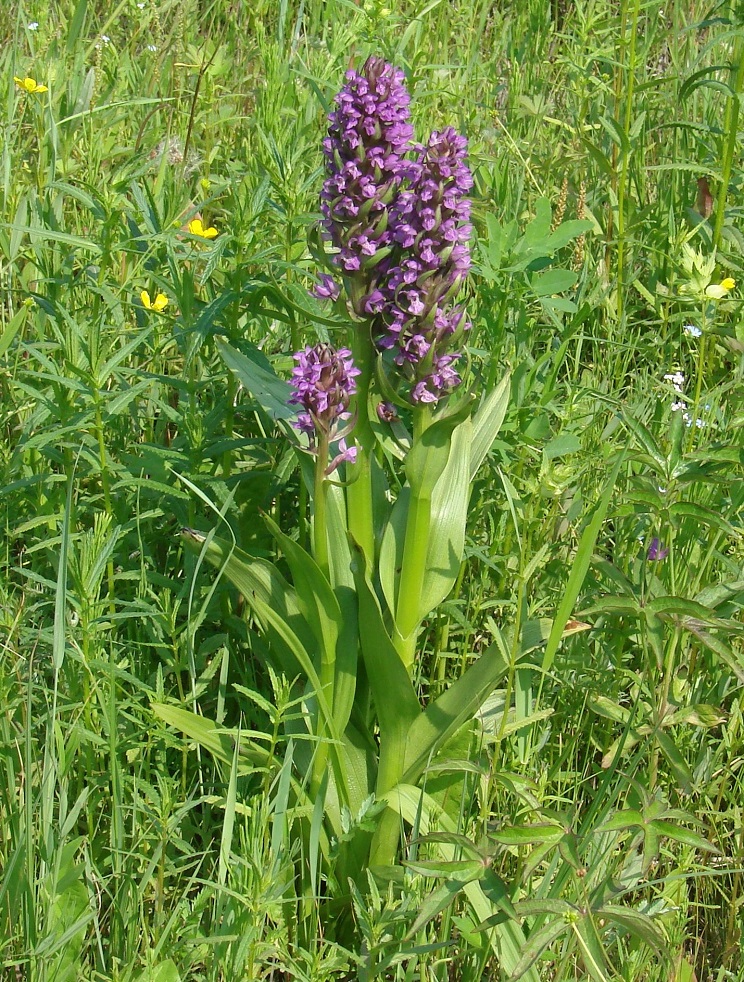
[616,0,641,326]
[712,33,743,252]
[369,726,408,867]
[310,435,332,799]
[346,330,376,562]
[687,304,708,451]
[94,398,117,616]
[312,433,330,579]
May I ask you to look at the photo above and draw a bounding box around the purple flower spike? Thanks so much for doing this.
[318,58,474,406]
[321,57,415,293]
[647,538,669,562]
[289,343,360,442]
[312,273,341,302]
[377,126,473,403]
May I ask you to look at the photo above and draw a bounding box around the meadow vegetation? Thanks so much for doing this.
[1,0,743,979]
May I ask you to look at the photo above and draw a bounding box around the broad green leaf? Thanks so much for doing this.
[350,543,420,739]
[0,306,28,359]
[135,961,181,982]
[655,730,693,793]
[597,906,668,956]
[151,704,261,773]
[595,810,646,833]
[588,695,632,724]
[646,596,743,632]
[530,269,578,296]
[405,872,481,939]
[470,372,510,479]
[417,418,473,622]
[489,824,565,846]
[403,638,510,784]
[542,432,581,462]
[507,918,568,980]
[542,451,624,673]
[382,784,539,982]
[648,820,716,852]
[217,338,296,421]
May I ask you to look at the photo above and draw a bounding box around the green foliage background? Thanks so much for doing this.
[1,0,742,979]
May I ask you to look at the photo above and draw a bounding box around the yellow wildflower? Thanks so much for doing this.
[705,277,736,300]
[141,290,169,312]
[14,76,48,94]
[188,218,218,239]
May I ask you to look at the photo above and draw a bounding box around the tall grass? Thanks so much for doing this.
[1,0,742,979]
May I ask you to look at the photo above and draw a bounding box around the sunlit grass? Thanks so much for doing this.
[0,0,741,979]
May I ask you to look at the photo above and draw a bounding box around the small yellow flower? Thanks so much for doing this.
[14,76,48,94]
[199,178,211,192]
[705,277,736,300]
[188,218,218,239]
[141,290,169,312]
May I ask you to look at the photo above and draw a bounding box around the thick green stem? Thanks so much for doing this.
[310,435,332,799]
[347,331,376,562]
[369,726,408,867]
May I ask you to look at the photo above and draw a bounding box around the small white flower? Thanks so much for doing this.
[137,2,146,6]
[671,401,686,413]
[28,21,39,30]
[147,44,157,51]
[101,34,110,43]
[684,324,702,338]
[664,371,685,393]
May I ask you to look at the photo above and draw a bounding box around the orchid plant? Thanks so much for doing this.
[157,57,557,966]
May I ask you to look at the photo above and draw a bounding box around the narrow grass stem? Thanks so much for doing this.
[94,397,117,616]
[615,0,642,326]
[712,33,743,252]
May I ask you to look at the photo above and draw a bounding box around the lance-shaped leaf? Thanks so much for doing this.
[381,784,539,982]
[180,529,349,804]
[181,528,314,680]
[263,514,358,737]
[469,372,510,480]
[379,417,473,628]
[350,543,420,741]
[418,417,472,621]
[217,338,297,422]
[402,638,510,784]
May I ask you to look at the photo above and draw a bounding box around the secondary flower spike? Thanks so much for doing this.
[289,343,360,436]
